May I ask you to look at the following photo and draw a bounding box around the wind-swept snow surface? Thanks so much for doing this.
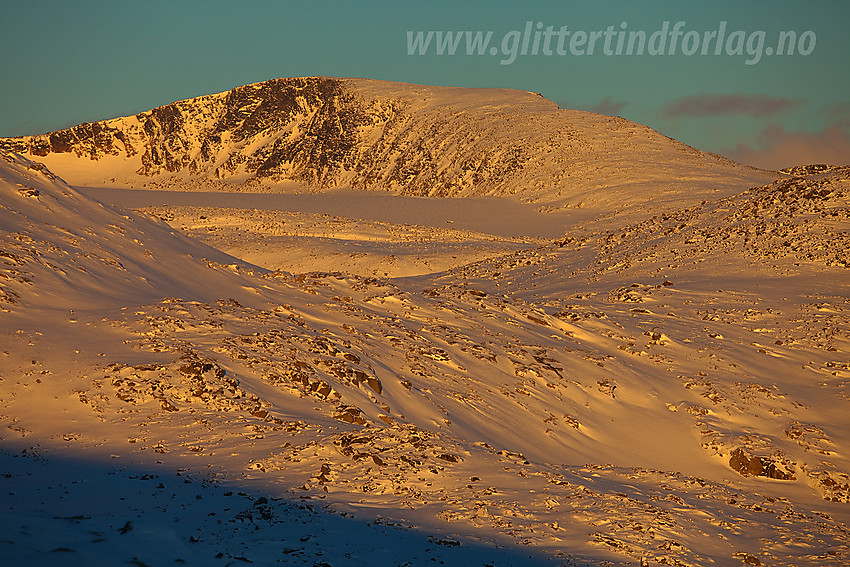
[1,137,848,563]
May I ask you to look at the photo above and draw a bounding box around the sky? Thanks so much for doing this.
[0,0,848,170]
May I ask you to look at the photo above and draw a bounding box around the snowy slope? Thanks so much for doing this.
[0,77,776,214]
[0,152,263,311]
[1,147,848,566]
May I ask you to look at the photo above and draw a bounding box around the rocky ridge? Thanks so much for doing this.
[0,77,775,209]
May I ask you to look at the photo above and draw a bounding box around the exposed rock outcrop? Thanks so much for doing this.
[729,448,796,480]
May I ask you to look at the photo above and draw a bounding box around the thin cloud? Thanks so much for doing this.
[821,101,850,123]
[585,97,626,116]
[663,94,800,118]
[720,122,850,171]
[559,98,626,116]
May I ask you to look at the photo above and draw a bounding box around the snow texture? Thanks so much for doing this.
[1,80,849,566]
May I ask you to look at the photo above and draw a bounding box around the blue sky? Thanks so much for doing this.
[1,0,848,169]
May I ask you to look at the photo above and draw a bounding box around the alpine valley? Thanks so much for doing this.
[1,77,848,567]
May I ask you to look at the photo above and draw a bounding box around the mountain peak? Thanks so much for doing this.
[0,77,774,210]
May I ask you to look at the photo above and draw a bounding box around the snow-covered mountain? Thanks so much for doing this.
[0,77,774,210]
[1,80,848,566]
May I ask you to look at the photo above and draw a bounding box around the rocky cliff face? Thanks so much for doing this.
[0,78,361,183]
[0,77,775,203]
